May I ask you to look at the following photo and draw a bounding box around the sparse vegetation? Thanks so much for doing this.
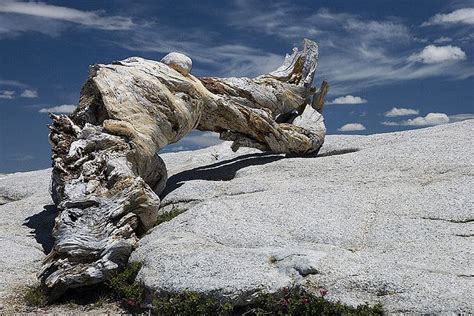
[22,265,383,315]
[155,206,186,226]
[150,287,383,316]
[242,287,383,316]
[107,261,146,308]
[152,292,233,315]
[23,284,48,307]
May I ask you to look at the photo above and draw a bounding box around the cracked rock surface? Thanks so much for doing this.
[132,120,473,313]
[0,120,472,313]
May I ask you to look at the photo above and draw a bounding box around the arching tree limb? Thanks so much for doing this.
[40,39,329,297]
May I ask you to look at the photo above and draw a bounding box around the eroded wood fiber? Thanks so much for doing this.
[40,39,329,297]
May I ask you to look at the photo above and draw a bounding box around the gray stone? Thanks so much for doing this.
[132,120,474,314]
[0,169,54,301]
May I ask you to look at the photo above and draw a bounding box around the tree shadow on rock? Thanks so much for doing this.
[161,148,359,198]
[24,204,57,254]
[161,152,284,198]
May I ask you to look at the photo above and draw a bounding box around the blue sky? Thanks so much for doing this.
[0,0,473,172]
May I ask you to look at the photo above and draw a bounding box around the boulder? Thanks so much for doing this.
[131,120,474,314]
[0,120,472,313]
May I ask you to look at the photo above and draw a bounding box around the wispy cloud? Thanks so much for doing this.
[118,29,284,77]
[434,36,452,44]
[0,79,27,88]
[327,95,367,105]
[0,90,15,99]
[224,2,474,94]
[0,1,135,39]
[39,104,76,113]
[6,153,35,161]
[20,88,37,98]
[449,113,474,122]
[337,123,366,132]
[384,107,419,117]
[423,8,474,26]
[0,1,134,30]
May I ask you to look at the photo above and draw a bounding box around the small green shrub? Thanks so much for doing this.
[152,291,233,315]
[248,287,383,315]
[107,261,146,309]
[23,284,48,307]
[155,207,186,226]
[149,287,383,316]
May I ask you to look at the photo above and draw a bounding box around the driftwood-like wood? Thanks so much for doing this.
[40,39,329,297]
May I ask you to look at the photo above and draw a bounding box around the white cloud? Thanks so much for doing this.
[0,1,134,30]
[20,88,37,98]
[337,123,366,132]
[434,36,452,44]
[384,107,419,117]
[424,8,474,26]
[161,131,222,153]
[383,112,450,126]
[328,95,367,105]
[381,121,400,126]
[0,90,15,99]
[39,104,77,113]
[408,45,466,64]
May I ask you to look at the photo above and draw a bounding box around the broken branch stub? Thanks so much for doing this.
[40,39,329,297]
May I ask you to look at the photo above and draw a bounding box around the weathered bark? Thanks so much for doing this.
[198,39,328,154]
[40,39,329,296]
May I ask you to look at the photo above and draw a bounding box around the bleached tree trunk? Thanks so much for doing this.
[40,39,328,297]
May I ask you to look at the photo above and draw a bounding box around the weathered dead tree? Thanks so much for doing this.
[40,39,329,297]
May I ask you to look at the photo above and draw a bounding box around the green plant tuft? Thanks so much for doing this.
[155,206,186,226]
[107,261,146,309]
[23,284,48,307]
[245,287,383,316]
[152,291,233,316]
